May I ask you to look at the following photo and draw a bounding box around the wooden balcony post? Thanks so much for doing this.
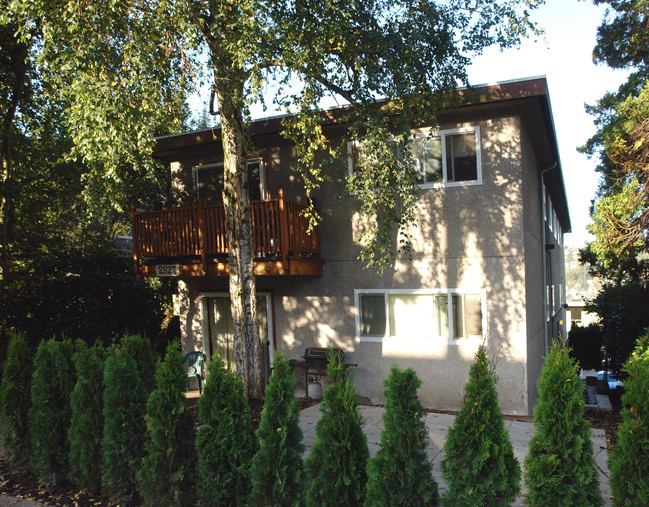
[130,205,140,276]
[278,189,290,272]
[197,199,207,275]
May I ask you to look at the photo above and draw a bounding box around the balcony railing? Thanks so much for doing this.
[131,190,321,276]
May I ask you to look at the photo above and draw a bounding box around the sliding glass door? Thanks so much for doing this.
[201,293,273,382]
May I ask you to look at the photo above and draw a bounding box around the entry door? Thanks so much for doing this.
[202,293,273,382]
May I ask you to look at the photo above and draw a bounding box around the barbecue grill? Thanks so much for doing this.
[289,347,356,398]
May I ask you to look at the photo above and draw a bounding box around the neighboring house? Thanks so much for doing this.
[131,76,570,415]
[566,297,599,331]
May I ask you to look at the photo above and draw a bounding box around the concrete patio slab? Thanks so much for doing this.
[299,404,612,505]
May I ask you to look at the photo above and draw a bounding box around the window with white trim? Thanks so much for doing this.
[347,127,482,188]
[355,289,486,342]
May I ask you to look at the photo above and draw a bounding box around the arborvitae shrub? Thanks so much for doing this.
[365,365,438,506]
[524,339,602,506]
[102,344,149,506]
[120,334,157,395]
[305,350,369,506]
[139,341,196,506]
[249,352,304,506]
[195,354,258,506]
[441,345,520,506]
[28,338,75,485]
[68,340,105,494]
[608,328,649,505]
[0,331,33,468]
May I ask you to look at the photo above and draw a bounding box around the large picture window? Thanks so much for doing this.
[355,289,486,342]
[347,127,481,188]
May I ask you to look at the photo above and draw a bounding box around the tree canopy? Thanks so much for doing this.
[581,0,649,271]
[7,0,544,397]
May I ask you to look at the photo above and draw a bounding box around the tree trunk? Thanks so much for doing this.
[214,73,264,401]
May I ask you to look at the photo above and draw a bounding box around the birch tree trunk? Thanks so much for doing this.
[211,57,264,400]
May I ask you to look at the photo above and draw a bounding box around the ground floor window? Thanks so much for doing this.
[201,293,274,381]
[355,289,486,342]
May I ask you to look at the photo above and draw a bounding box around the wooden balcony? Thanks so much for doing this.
[131,190,323,277]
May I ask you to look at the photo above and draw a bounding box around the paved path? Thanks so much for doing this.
[299,404,612,506]
[0,495,49,507]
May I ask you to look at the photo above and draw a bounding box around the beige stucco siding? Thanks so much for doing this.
[173,113,534,414]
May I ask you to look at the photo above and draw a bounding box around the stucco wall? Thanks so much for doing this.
[173,110,538,415]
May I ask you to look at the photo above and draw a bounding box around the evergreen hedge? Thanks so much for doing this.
[68,340,106,494]
[139,341,196,506]
[441,345,520,506]
[101,343,149,505]
[0,331,33,468]
[365,365,438,506]
[120,333,157,395]
[249,352,304,506]
[524,339,602,506]
[28,338,75,485]
[608,328,649,505]
[195,355,258,506]
[305,350,368,506]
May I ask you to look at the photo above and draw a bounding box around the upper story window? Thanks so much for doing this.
[347,126,482,189]
[193,158,265,204]
[355,288,486,343]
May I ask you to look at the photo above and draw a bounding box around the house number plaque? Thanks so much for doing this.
[156,264,180,277]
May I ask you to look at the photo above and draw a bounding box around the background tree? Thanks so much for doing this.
[0,331,32,468]
[195,355,258,506]
[365,365,438,506]
[139,341,196,506]
[0,5,180,358]
[578,0,649,374]
[102,343,149,506]
[249,353,304,506]
[10,0,544,399]
[28,338,75,485]
[68,340,106,495]
[441,346,520,506]
[524,340,602,507]
[585,280,649,374]
[567,323,604,372]
[608,328,649,505]
[305,351,369,506]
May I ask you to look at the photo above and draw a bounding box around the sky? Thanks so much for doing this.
[465,0,629,248]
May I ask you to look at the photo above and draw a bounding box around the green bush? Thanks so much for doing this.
[608,328,649,505]
[28,338,75,485]
[195,355,258,506]
[0,331,33,468]
[524,339,602,506]
[365,365,438,506]
[120,333,157,395]
[102,344,149,505]
[139,341,196,506]
[249,353,304,506]
[305,350,368,506]
[68,340,105,494]
[441,346,519,506]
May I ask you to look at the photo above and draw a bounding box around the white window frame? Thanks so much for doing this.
[354,288,487,343]
[193,157,266,200]
[347,126,482,189]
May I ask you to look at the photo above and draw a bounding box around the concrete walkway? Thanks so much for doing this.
[299,404,612,506]
[0,495,49,507]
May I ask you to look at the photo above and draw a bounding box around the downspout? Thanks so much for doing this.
[540,163,557,356]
